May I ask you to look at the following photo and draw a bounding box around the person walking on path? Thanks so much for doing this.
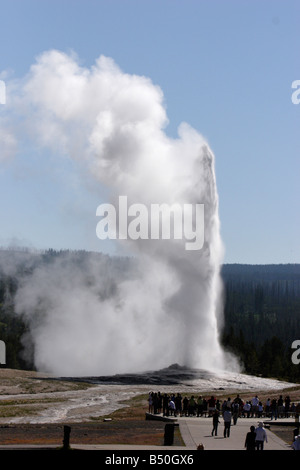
[245,425,256,451]
[223,407,232,438]
[211,409,220,436]
[255,422,268,450]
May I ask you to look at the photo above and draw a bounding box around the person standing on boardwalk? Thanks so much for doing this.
[278,395,284,417]
[270,398,278,420]
[285,396,291,418]
[197,396,203,417]
[223,407,232,438]
[255,422,268,450]
[251,395,259,417]
[232,402,239,425]
[243,401,251,418]
[245,425,256,451]
[211,409,220,436]
[208,396,216,416]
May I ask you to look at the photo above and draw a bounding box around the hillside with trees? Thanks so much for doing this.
[221,264,300,382]
[0,249,299,382]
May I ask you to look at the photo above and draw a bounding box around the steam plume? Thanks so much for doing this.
[3,50,238,375]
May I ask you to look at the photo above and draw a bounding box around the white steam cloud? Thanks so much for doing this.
[2,50,239,376]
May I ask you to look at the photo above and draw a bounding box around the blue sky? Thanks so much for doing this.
[0,0,299,264]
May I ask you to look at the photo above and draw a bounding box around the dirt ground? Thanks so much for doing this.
[0,421,179,447]
[0,368,182,446]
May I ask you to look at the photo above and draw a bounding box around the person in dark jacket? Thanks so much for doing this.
[223,407,232,438]
[245,425,256,451]
[211,409,220,436]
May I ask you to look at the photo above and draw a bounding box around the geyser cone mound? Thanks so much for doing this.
[59,363,297,394]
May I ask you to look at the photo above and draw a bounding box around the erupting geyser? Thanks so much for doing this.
[5,50,239,376]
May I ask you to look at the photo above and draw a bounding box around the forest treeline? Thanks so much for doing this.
[0,249,300,382]
[220,263,300,382]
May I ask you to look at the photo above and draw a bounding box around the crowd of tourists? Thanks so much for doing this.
[147,391,300,450]
[147,391,300,421]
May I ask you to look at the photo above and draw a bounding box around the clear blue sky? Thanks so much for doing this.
[0,0,299,264]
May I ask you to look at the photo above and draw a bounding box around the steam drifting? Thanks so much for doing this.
[3,50,238,375]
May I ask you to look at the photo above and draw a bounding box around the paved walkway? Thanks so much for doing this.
[178,416,293,450]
